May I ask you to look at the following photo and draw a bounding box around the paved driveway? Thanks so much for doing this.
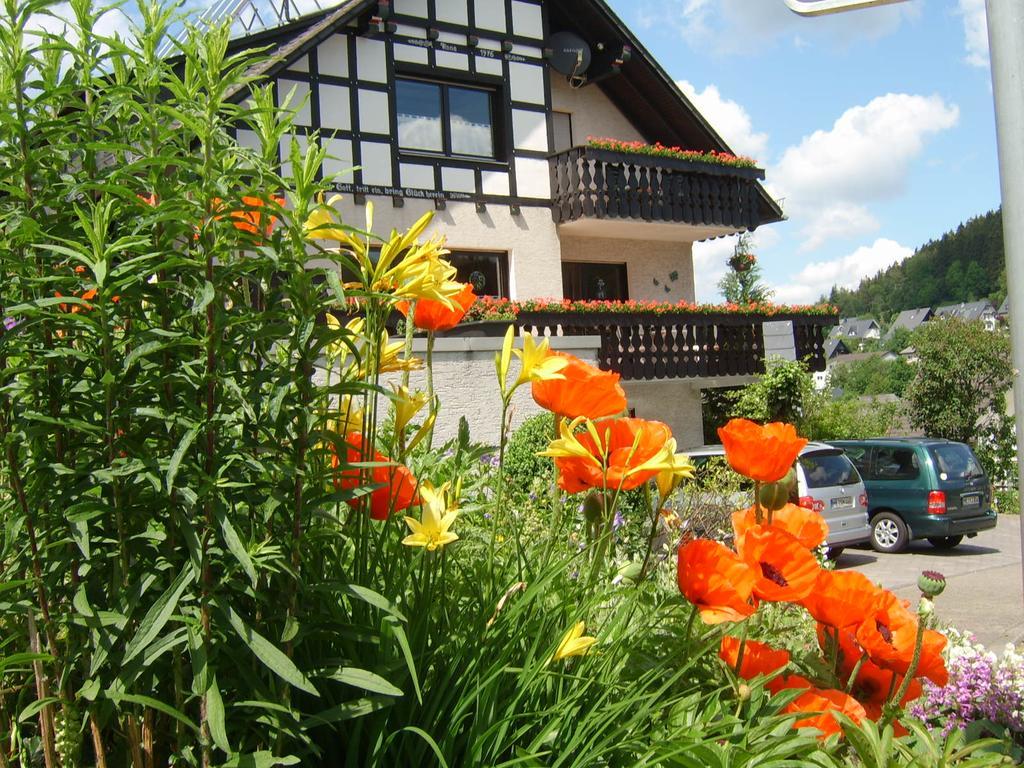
[837,515,1024,649]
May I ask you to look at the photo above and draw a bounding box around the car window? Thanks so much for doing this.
[841,445,870,473]
[799,452,861,488]
[872,447,920,480]
[930,444,985,481]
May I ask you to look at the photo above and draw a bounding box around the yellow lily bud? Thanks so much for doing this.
[392,383,428,433]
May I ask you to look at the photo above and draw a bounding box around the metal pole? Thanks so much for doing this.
[986,0,1024,597]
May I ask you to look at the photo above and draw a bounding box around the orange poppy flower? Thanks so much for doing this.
[677,539,756,624]
[396,282,476,332]
[854,590,927,679]
[531,352,627,420]
[57,288,98,313]
[801,570,882,630]
[138,193,157,206]
[783,686,866,738]
[823,626,923,708]
[332,432,418,521]
[737,526,820,603]
[719,636,790,681]
[717,418,808,483]
[732,503,828,550]
[208,195,286,239]
[554,417,671,493]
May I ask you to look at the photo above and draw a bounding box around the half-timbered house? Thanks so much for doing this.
[217,0,833,444]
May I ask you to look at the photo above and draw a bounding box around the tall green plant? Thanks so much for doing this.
[0,2,383,762]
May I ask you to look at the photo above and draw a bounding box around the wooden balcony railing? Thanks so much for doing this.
[549,147,766,230]
[515,311,833,381]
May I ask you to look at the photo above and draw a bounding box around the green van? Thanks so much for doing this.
[826,438,997,553]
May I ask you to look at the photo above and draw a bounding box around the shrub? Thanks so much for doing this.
[504,412,556,494]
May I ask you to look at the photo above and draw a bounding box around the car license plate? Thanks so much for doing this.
[961,493,981,507]
[830,496,854,509]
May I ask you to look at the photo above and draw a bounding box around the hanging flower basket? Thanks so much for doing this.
[729,252,757,273]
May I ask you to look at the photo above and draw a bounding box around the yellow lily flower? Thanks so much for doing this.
[402,481,459,551]
[375,334,423,376]
[513,331,568,388]
[304,193,355,243]
[328,395,364,437]
[392,383,428,433]
[655,440,696,499]
[551,621,598,663]
[537,417,602,467]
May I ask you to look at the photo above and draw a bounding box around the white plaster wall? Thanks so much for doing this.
[558,236,696,303]
[380,336,602,445]
[549,76,646,145]
[621,380,704,448]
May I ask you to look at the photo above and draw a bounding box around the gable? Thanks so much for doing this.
[221,0,780,222]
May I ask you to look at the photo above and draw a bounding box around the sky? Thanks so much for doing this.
[38,0,1002,306]
[608,0,1001,304]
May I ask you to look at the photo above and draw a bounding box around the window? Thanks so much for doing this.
[799,452,861,488]
[930,444,985,481]
[872,447,920,481]
[396,78,496,159]
[449,251,508,298]
[562,262,628,301]
[552,111,573,153]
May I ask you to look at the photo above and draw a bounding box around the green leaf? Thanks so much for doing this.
[166,424,201,493]
[193,280,215,314]
[340,584,406,621]
[323,667,403,697]
[301,697,394,727]
[69,517,90,559]
[222,752,300,767]
[18,697,58,724]
[122,564,194,665]
[206,675,231,754]
[217,509,256,587]
[105,691,198,733]
[217,600,318,696]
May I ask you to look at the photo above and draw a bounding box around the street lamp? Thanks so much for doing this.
[785,0,1024,596]
[782,0,908,15]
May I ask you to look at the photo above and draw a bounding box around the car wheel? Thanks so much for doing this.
[871,513,909,553]
[825,546,844,561]
[927,535,964,550]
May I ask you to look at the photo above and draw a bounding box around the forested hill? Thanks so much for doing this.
[827,209,1005,320]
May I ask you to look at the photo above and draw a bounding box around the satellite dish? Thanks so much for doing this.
[547,31,591,76]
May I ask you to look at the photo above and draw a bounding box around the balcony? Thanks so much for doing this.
[514,310,835,382]
[549,146,767,240]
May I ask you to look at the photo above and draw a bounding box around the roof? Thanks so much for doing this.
[683,442,839,456]
[830,318,880,339]
[998,296,1010,315]
[823,337,850,358]
[829,437,959,446]
[934,300,995,322]
[886,307,932,335]
[218,0,784,225]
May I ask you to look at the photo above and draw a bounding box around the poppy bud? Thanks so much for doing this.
[918,570,946,598]
[582,490,607,523]
[758,468,797,511]
[737,683,751,701]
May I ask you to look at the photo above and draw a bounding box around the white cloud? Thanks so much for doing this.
[771,238,913,304]
[650,0,914,54]
[675,80,769,160]
[771,93,959,251]
[957,0,989,68]
[797,204,879,253]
